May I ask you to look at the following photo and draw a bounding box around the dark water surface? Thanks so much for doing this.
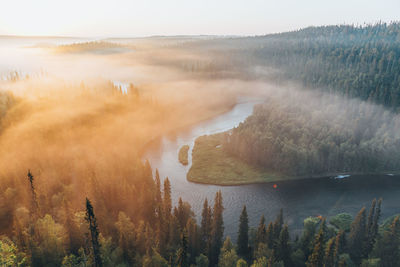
[143,99,400,238]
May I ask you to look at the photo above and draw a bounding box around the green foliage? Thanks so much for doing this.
[307,219,326,267]
[32,214,67,267]
[210,191,224,266]
[142,251,169,267]
[195,254,209,267]
[219,237,239,267]
[329,213,353,232]
[348,208,366,265]
[236,258,248,267]
[0,237,27,266]
[188,133,285,185]
[361,258,380,267]
[225,91,400,176]
[85,198,102,267]
[237,206,250,259]
[250,256,267,267]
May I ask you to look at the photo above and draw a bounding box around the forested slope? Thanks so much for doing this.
[177,23,400,109]
[224,91,400,176]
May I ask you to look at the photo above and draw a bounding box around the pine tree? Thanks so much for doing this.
[266,222,274,249]
[210,191,224,266]
[364,198,376,257]
[237,205,249,260]
[334,230,345,261]
[163,178,172,249]
[379,216,400,267]
[323,238,336,267]
[201,198,212,257]
[369,198,382,255]
[273,209,284,240]
[186,218,200,263]
[85,198,102,267]
[155,169,162,218]
[307,219,326,267]
[255,215,267,250]
[27,170,39,216]
[277,224,291,266]
[348,207,366,265]
[176,229,189,267]
[155,171,165,255]
[163,178,172,218]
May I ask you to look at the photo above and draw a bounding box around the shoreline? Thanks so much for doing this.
[138,100,238,158]
[187,170,400,187]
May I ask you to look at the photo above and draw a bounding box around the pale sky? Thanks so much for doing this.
[1,0,400,37]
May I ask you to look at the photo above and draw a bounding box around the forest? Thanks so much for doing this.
[2,22,400,267]
[175,23,400,110]
[1,164,399,267]
[224,90,400,177]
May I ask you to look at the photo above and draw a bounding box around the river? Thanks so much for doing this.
[143,98,400,238]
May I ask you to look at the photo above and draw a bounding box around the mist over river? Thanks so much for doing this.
[143,99,400,238]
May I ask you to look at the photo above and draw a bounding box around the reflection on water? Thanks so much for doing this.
[144,100,400,238]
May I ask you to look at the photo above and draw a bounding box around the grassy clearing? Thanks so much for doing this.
[179,145,190,165]
[187,133,290,185]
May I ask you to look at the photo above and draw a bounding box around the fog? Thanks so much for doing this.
[0,37,272,219]
[1,35,399,228]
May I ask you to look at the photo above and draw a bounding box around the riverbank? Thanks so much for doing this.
[187,132,290,185]
[187,132,400,186]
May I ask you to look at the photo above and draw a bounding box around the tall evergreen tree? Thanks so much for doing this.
[210,191,224,266]
[163,178,172,249]
[265,222,274,249]
[176,229,189,267]
[364,198,376,257]
[334,230,345,262]
[307,219,326,267]
[370,198,382,253]
[273,209,284,240]
[277,224,291,267]
[237,205,249,260]
[27,170,39,216]
[155,169,162,218]
[379,216,400,267]
[255,215,267,250]
[348,207,366,265]
[163,178,172,218]
[201,198,212,257]
[85,198,102,267]
[324,238,336,267]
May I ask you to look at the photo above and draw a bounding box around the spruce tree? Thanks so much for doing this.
[201,198,212,256]
[277,224,291,266]
[27,170,39,216]
[163,177,172,248]
[85,198,102,267]
[273,209,284,240]
[255,215,267,250]
[379,216,400,267]
[364,198,376,257]
[163,178,172,218]
[265,222,274,249]
[324,238,336,267]
[237,205,249,260]
[348,207,366,265]
[176,229,189,267]
[307,219,326,267]
[210,191,224,266]
[334,230,345,261]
